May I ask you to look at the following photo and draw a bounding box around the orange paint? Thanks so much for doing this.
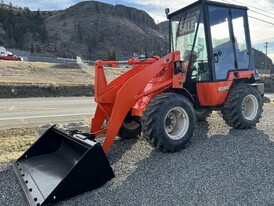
[91,52,181,153]
[197,81,233,106]
[91,53,257,153]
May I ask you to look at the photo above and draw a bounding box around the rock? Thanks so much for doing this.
[263,96,271,103]
[35,123,54,139]
[62,122,90,133]
[35,122,90,139]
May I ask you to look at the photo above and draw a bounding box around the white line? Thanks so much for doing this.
[19,118,28,124]
[0,113,93,121]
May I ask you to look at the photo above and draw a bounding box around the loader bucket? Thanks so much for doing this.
[13,126,114,206]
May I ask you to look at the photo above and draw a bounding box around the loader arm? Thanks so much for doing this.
[91,51,181,153]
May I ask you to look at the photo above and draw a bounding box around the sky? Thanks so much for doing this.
[5,0,274,61]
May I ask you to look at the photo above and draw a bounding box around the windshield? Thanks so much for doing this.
[170,7,201,61]
[170,6,210,81]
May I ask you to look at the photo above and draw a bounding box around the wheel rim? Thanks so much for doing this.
[164,107,189,140]
[242,94,258,120]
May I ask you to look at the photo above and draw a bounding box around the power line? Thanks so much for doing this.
[249,9,274,21]
[220,0,274,25]
[249,16,274,26]
[221,0,274,20]
[230,0,274,16]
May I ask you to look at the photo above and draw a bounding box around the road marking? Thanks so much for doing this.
[0,113,93,121]
[19,118,28,124]
[9,106,15,111]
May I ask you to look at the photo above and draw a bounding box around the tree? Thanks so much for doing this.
[39,25,48,42]
[77,23,83,42]
[30,42,35,53]
[87,34,97,52]
[107,48,117,61]
[36,44,41,53]
[112,49,117,61]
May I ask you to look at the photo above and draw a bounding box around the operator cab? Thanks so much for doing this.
[167,0,253,83]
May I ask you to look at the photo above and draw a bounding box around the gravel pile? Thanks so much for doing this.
[1,104,274,206]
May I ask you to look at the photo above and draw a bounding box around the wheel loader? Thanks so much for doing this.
[13,0,264,205]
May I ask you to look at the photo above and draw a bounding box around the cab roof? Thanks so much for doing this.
[167,0,248,19]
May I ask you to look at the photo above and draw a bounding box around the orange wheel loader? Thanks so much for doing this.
[13,1,264,205]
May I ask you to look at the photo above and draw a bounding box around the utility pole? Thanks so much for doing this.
[265,42,268,56]
[264,42,268,71]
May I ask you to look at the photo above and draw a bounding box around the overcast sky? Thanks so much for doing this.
[6,0,274,61]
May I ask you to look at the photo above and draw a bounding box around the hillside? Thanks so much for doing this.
[0,2,168,59]
[0,61,128,98]
[0,61,126,85]
[0,2,273,71]
[253,49,274,73]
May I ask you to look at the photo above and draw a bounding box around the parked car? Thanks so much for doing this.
[0,47,23,61]
[0,51,23,61]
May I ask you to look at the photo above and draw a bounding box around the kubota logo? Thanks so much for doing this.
[217,86,230,92]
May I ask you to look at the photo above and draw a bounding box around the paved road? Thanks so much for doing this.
[0,94,273,130]
[0,97,95,129]
[1,103,274,206]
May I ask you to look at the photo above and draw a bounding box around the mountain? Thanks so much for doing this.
[0,2,168,60]
[158,21,169,36]
[0,2,273,72]
[253,49,273,73]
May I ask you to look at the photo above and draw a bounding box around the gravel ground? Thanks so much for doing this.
[1,104,274,206]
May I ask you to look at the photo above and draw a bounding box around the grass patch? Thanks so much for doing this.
[0,128,35,165]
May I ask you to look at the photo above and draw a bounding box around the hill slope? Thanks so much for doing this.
[0,2,168,59]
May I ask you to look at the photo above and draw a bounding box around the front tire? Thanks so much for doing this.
[142,93,196,152]
[221,84,263,129]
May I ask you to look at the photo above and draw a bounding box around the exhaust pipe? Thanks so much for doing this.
[13,125,114,206]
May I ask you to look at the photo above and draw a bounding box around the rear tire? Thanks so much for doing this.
[118,116,141,139]
[142,93,196,152]
[221,84,263,129]
[195,108,212,121]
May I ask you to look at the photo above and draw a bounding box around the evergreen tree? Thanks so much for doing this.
[112,49,117,61]
[77,23,83,42]
[30,42,35,53]
[87,35,97,52]
[0,6,49,49]
[107,49,117,61]
[36,44,41,53]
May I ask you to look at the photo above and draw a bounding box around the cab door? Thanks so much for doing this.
[208,6,235,81]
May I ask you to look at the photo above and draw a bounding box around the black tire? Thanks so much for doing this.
[221,84,263,129]
[142,93,196,152]
[118,116,141,139]
[195,108,212,121]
